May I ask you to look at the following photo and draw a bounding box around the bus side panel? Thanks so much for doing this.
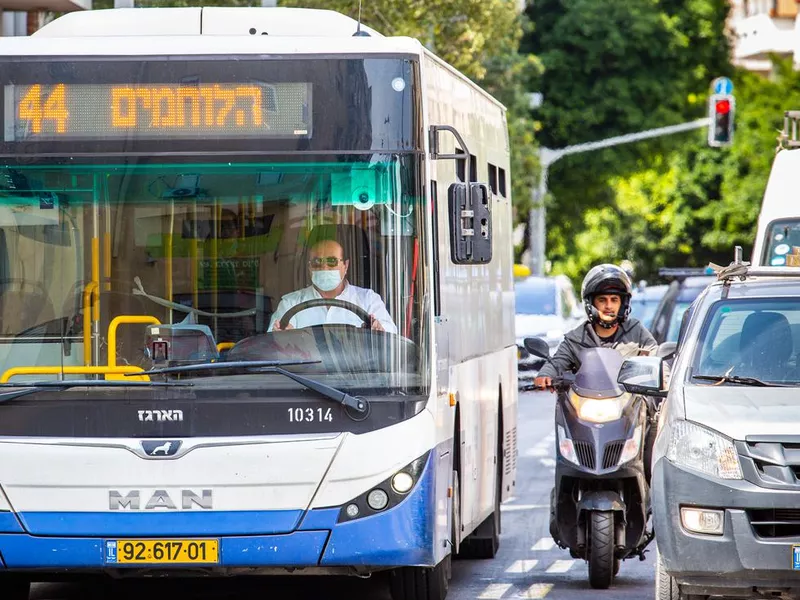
[422,53,518,542]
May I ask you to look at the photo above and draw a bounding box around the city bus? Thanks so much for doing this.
[0,7,518,599]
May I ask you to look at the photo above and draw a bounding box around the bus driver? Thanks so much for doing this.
[268,239,397,333]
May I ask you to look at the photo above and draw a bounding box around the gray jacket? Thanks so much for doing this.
[537,317,658,380]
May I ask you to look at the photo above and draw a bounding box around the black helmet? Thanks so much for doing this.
[581,264,633,328]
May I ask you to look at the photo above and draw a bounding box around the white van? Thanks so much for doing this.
[752,113,800,266]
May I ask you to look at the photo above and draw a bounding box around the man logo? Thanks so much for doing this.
[141,440,182,457]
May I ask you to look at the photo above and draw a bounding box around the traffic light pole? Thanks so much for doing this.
[527,117,712,276]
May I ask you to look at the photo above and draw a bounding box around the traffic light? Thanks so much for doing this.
[708,93,735,147]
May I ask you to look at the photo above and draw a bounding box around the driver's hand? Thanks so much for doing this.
[369,315,384,331]
[534,376,553,392]
[273,321,294,331]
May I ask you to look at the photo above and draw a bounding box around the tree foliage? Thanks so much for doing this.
[522,0,740,282]
[549,58,800,284]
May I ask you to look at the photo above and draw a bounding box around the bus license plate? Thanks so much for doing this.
[104,539,219,564]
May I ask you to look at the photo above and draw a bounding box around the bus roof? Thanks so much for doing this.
[0,7,507,113]
[0,7,420,57]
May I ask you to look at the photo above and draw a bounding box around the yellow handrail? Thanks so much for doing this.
[216,342,235,352]
[82,281,99,367]
[0,366,148,384]
[107,315,161,369]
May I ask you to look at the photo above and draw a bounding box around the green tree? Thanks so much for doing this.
[550,57,800,285]
[522,0,733,278]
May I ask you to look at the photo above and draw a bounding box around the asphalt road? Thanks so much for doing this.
[30,390,655,600]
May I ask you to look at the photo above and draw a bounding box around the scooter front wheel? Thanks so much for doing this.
[588,511,615,589]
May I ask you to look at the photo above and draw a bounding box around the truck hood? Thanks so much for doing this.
[683,384,800,440]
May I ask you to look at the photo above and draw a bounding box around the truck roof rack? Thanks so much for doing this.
[708,246,800,282]
[657,267,715,280]
[778,111,800,151]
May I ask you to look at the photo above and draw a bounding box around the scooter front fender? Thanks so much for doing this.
[576,490,626,515]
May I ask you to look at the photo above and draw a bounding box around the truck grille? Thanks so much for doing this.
[737,439,800,489]
[749,509,800,538]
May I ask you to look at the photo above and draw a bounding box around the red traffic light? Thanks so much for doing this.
[715,99,731,115]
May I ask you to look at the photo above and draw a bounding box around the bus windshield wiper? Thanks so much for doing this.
[0,379,193,404]
[132,360,367,414]
[693,373,792,387]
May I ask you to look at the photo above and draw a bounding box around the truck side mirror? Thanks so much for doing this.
[617,356,667,398]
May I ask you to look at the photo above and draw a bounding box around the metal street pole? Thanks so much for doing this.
[527,117,712,275]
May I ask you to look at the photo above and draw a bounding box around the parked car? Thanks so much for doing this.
[650,269,715,344]
[515,274,582,386]
[618,259,800,600]
[629,283,669,331]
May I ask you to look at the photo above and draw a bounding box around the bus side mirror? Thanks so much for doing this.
[447,182,492,264]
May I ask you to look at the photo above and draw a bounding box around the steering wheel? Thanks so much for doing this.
[279,298,371,330]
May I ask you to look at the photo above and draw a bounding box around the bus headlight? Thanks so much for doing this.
[336,450,430,523]
[392,472,414,493]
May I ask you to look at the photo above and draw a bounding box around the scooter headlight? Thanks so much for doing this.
[618,425,642,465]
[557,425,579,465]
[569,391,628,423]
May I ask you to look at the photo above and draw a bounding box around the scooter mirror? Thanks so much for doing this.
[524,337,550,360]
[617,356,667,398]
[656,341,677,360]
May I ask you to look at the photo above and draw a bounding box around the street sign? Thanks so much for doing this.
[712,77,734,96]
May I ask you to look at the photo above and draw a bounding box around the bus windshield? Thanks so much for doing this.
[0,155,429,394]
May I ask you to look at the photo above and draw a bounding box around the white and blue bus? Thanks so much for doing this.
[0,7,517,599]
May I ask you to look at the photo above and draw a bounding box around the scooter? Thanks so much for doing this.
[523,338,654,590]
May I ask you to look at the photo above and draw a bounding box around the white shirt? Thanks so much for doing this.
[268,282,398,333]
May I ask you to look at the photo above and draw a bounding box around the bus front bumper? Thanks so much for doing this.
[0,452,440,572]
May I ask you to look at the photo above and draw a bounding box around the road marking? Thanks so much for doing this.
[505,559,539,573]
[539,458,556,468]
[524,447,549,457]
[546,559,576,573]
[519,583,554,599]
[478,583,513,599]
[531,538,555,551]
[500,504,548,512]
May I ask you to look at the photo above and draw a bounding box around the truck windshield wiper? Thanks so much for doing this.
[132,360,368,414]
[693,373,792,387]
[0,379,193,404]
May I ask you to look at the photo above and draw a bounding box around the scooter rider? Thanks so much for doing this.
[534,264,659,479]
[534,263,657,389]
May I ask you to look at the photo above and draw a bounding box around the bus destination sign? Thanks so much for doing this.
[3,82,312,142]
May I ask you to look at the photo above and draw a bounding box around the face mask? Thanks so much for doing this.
[312,269,343,292]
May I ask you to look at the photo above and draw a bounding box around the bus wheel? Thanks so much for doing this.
[458,471,500,559]
[0,575,29,600]
[389,555,450,600]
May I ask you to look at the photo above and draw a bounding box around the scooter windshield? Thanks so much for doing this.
[573,348,625,398]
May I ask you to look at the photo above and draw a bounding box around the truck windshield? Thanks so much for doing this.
[763,219,800,266]
[0,155,429,394]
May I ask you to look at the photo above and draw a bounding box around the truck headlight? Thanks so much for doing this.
[667,420,742,480]
[569,391,628,423]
